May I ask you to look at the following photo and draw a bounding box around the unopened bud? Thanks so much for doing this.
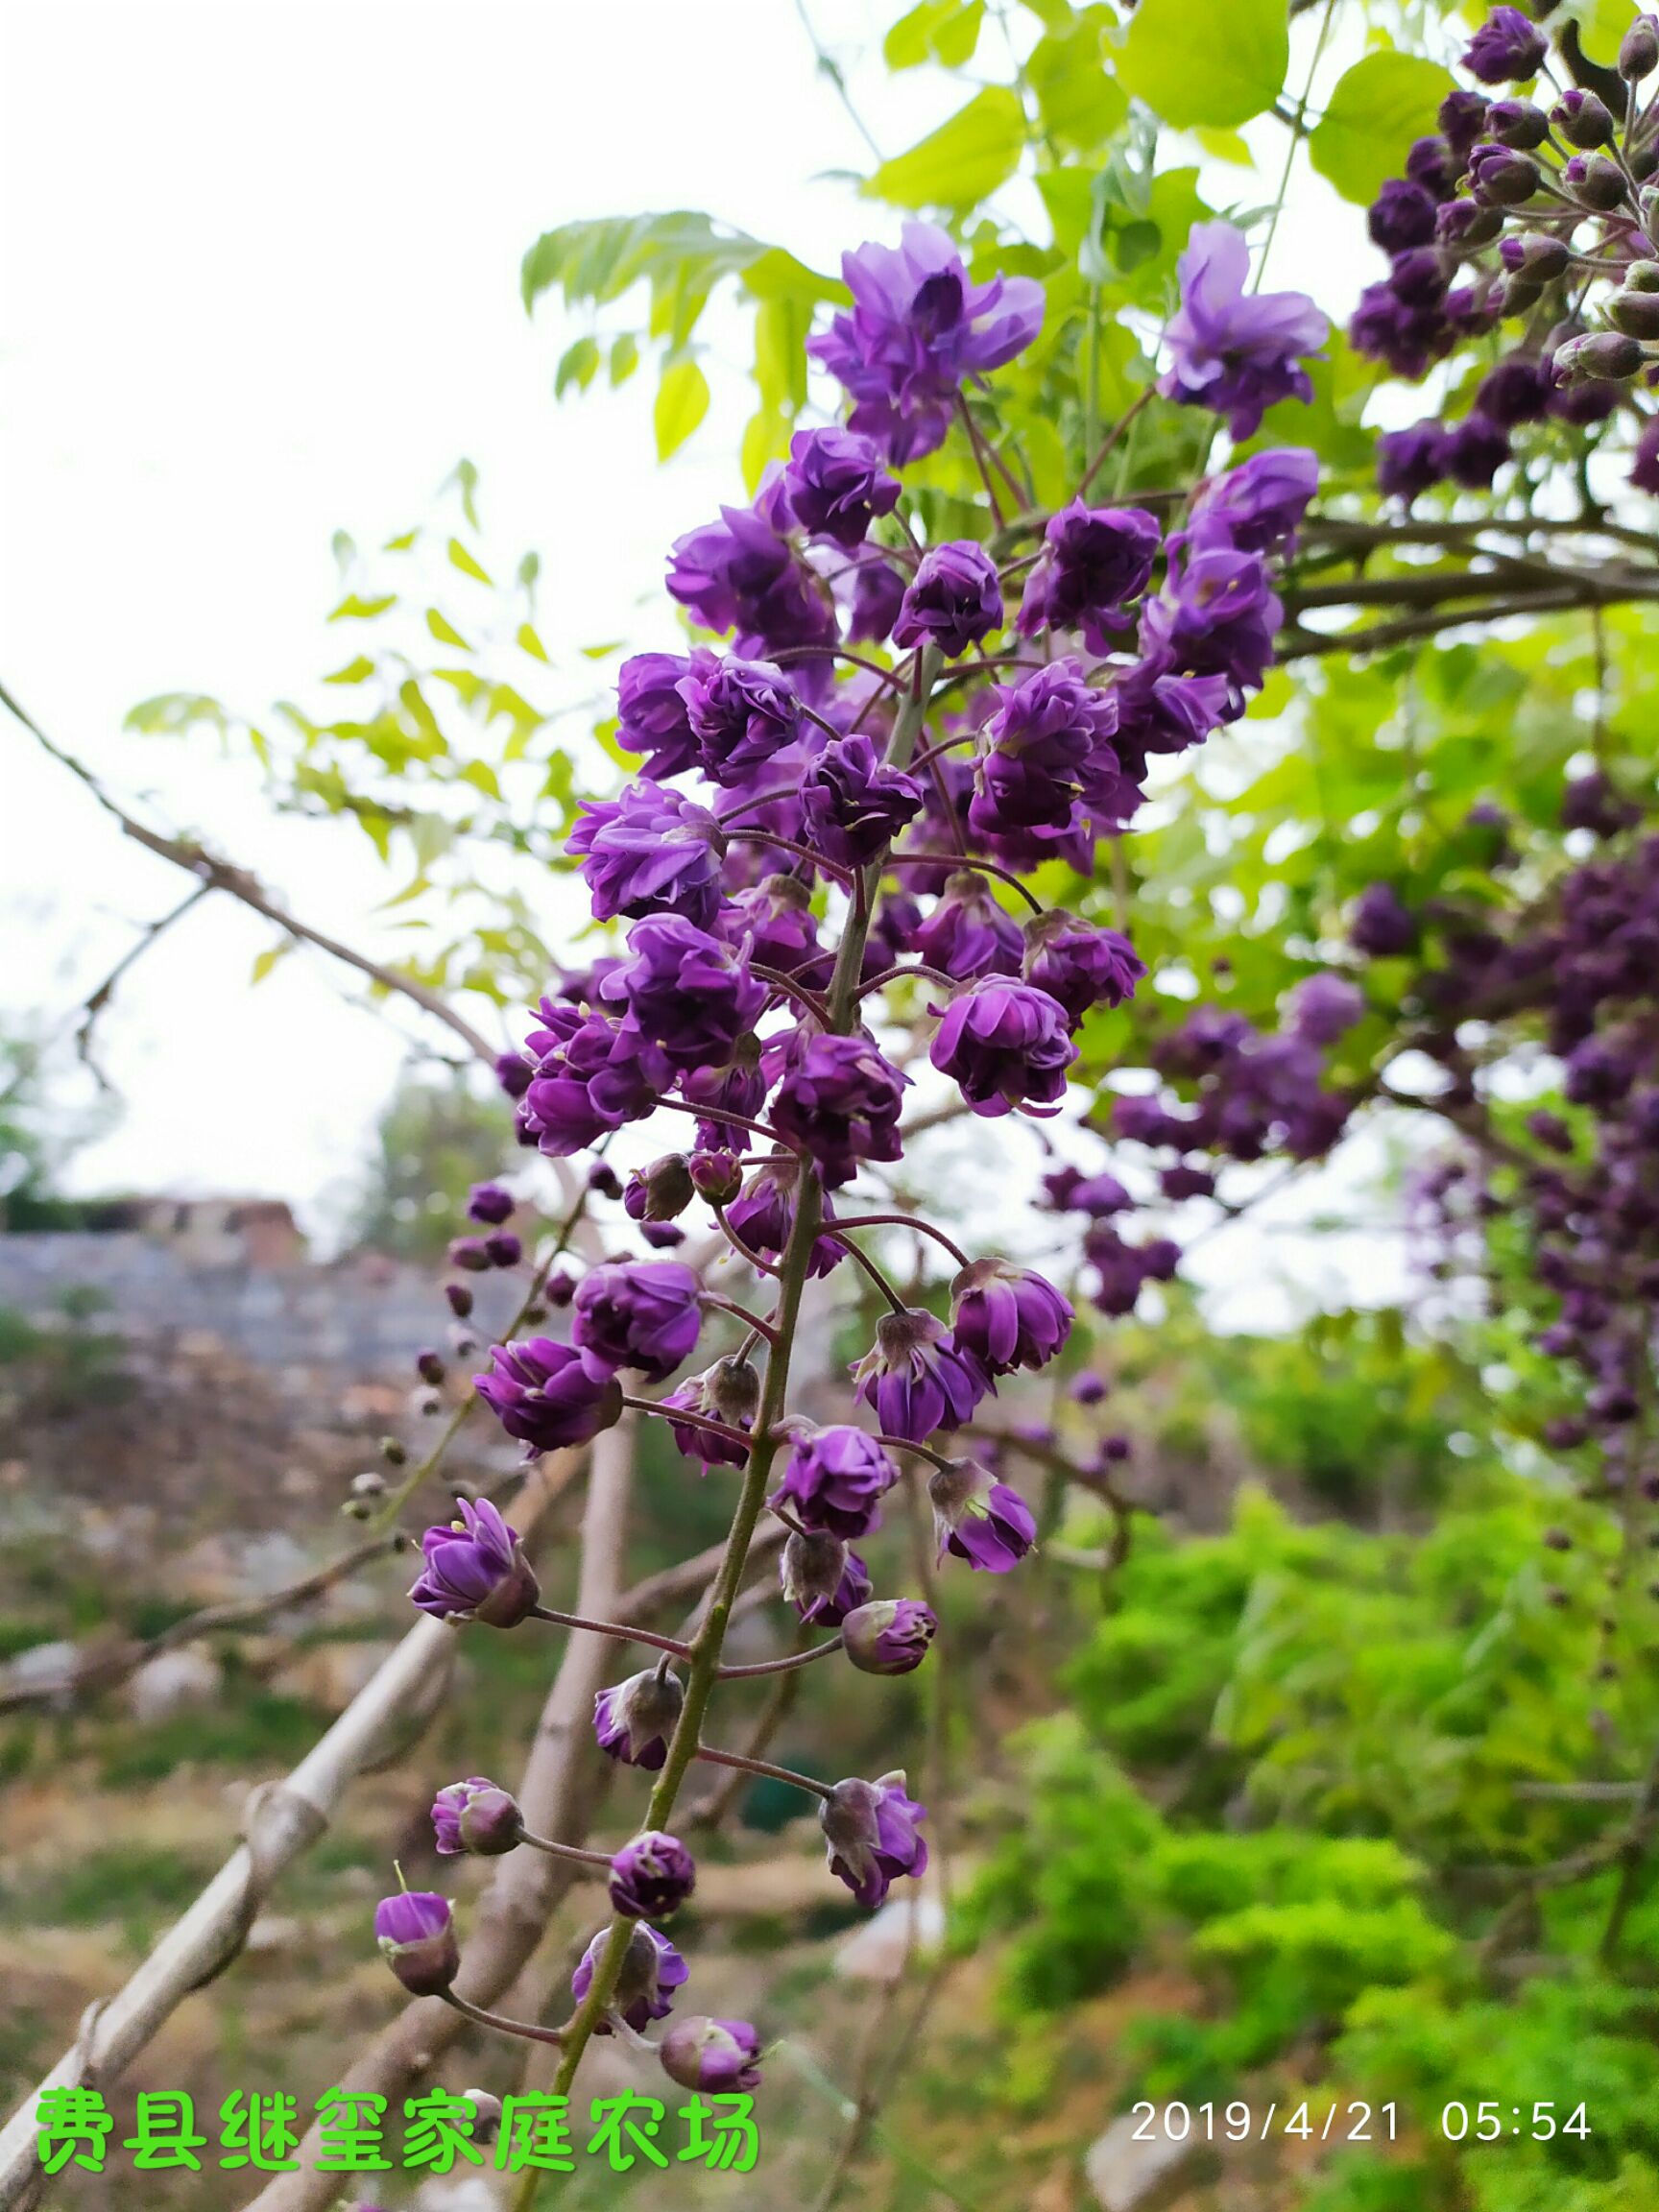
[1610,287,1659,338]
[1504,231,1571,281]
[1564,153,1627,210]
[1485,99,1550,150]
[587,1162,623,1200]
[689,1148,743,1207]
[1554,329,1645,381]
[351,1470,387,1498]
[380,1435,408,1466]
[1553,87,1615,147]
[445,1281,474,1318]
[624,1153,695,1224]
[416,1348,446,1387]
[842,1598,938,1676]
[1621,12,1659,80]
[374,1890,458,1996]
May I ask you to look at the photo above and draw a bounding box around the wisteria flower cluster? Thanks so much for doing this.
[371,214,1327,2094]
[1353,5,1659,499]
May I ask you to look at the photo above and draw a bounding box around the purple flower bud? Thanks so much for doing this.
[769,1422,901,1539]
[468,1182,516,1226]
[432,1777,522,1857]
[572,1261,702,1383]
[927,1457,1037,1572]
[616,651,697,779]
[1161,220,1327,440]
[892,541,1003,658]
[484,1232,521,1268]
[1622,12,1659,78]
[473,1337,625,1455]
[689,1148,743,1206]
[445,1282,474,1319]
[373,1889,458,1995]
[771,1030,910,1187]
[1070,1373,1108,1406]
[589,1162,624,1198]
[929,977,1077,1118]
[1553,329,1644,382]
[609,1830,697,1919]
[448,1236,492,1274]
[807,221,1044,464]
[851,1307,992,1442]
[914,869,1023,982]
[409,1497,542,1626]
[1554,86,1616,148]
[544,1266,576,1309]
[1440,86,1491,155]
[842,1597,938,1675]
[1485,97,1550,148]
[950,1258,1072,1376]
[819,1772,928,1909]
[1633,418,1659,493]
[660,2016,762,2093]
[802,734,925,867]
[1022,911,1144,1023]
[1467,141,1540,205]
[1377,421,1450,503]
[727,1158,846,1277]
[1560,154,1627,212]
[571,1921,688,2034]
[1464,6,1547,84]
[1368,180,1439,253]
[624,1154,695,1224]
[1017,502,1162,650]
[781,425,901,546]
[416,1348,446,1387]
[661,1357,759,1469]
[593,1667,684,1769]
[781,1528,872,1623]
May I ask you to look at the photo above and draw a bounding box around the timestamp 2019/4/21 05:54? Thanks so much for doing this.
[1128,2100,1594,2147]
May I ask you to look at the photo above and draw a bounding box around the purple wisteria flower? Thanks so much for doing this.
[892,541,1003,657]
[661,1356,759,1469]
[1017,502,1162,650]
[781,425,902,545]
[725,1159,846,1277]
[1021,912,1144,1023]
[1368,179,1439,253]
[842,1597,938,1675]
[769,1423,901,1538]
[571,1921,688,2035]
[781,1528,873,1623]
[518,1010,669,1155]
[567,781,726,926]
[1140,541,1281,702]
[913,869,1023,981]
[847,553,908,643]
[600,914,764,1070]
[851,1307,991,1441]
[432,1777,522,1857]
[473,1337,625,1454]
[679,650,802,783]
[949,1258,1072,1375]
[666,499,833,655]
[1161,220,1329,439]
[660,2016,763,2093]
[802,735,925,867]
[969,661,1119,835]
[929,977,1078,1118]
[616,652,697,779]
[1465,5,1547,82]
[1188,447,1319,555]
[770,1030,910,1186]
[819,1772,928,1909]
[1111,657,1233,767]
[409,1497,541,1627]
[721,875,831,983]
[374,1889,459,1996]
[572,1261,703,1383]
[609,1831,697,1919]
[927,1456,1038,1572]
[593,1667,685,1770]
[807,221,1044,463]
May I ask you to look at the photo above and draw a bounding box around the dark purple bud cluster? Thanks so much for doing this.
[1354,10,1659,498]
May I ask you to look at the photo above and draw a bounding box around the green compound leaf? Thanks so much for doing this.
[1309,50,1458,205]
[1118,0,1286,130]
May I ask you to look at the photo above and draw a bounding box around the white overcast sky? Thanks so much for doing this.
[0,0,1389,1317]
